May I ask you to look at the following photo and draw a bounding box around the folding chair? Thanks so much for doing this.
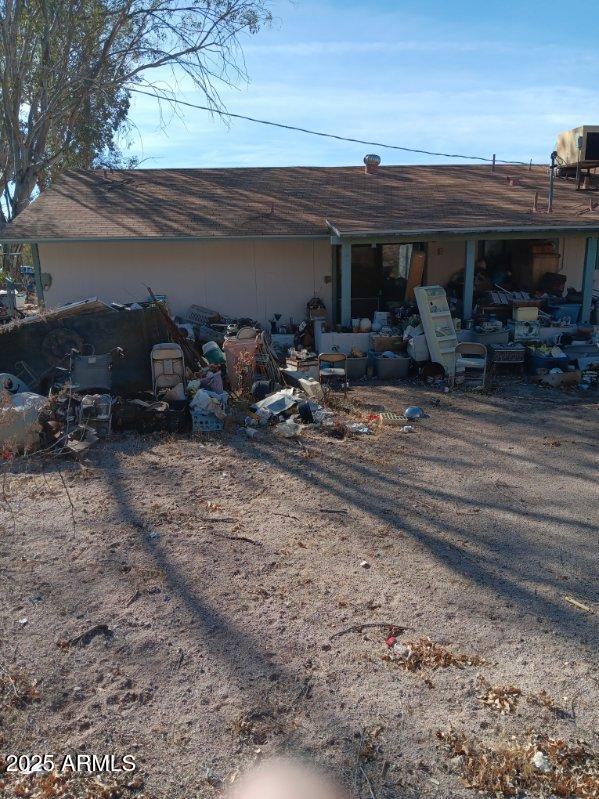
[454,342,487,388]
[318,352,348,395]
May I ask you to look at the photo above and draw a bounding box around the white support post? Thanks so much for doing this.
[340,242,351,328]
[463,239,476,320]
[31,243,45,308]
[580,236,597,324]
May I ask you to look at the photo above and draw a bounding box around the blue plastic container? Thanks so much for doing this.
[547,303,581,323]
[526,348,570,375]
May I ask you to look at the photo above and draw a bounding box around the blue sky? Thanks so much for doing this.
[128,0,599,168]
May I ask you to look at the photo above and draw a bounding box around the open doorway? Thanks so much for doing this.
[334,243,426,322]
[478,239,561,293]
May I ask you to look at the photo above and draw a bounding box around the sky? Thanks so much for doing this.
[127,0,599,169]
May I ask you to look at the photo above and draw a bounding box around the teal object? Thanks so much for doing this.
[205,348,226,366]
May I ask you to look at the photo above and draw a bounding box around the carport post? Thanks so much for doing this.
[463,239,476,320]
[340,241,352,327]
[580,235,597,324]
[31,243,45,308]
[5,277,16,317]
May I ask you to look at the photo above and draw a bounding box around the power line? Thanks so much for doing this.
[130,87,531,166]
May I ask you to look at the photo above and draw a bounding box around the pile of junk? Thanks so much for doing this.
[0,294,351,457]
[309,287,599,391]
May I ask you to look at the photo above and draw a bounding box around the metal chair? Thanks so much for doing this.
[151,343,186,398]
[454,342,487,388]
[318,352,348,395]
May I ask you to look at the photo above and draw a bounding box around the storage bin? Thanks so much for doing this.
[375,354,410,379]
[526,348,571,375]
[346,357,367,380]
[371,334,405,353]
[191,411,224,433]
[488,344,525,364]
[547,304,581,323]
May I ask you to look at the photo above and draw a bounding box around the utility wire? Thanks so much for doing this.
[130,87,531,166]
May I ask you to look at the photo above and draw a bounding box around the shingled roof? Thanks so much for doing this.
[3,164,599,241]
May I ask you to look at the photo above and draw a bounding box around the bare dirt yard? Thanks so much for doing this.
[1,382,597,799]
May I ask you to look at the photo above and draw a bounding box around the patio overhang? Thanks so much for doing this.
[325,220,599,327]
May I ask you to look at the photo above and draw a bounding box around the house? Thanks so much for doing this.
[2,159,599,326]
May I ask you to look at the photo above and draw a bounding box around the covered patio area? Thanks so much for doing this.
[329,226,599,327]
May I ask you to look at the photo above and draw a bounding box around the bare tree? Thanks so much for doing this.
[0,0,272,233]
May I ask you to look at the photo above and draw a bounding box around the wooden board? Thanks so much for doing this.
[406,250,426,301]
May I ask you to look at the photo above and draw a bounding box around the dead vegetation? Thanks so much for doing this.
[476,676,568,717]
[476,677,522,714]
[0,770,150,799]
[383,636,485,673]
[437,730,599,798]
[232,704,297,747]
[0,666,40,709]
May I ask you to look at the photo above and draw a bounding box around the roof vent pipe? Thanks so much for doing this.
[548,150,557,212]
[364,154,381,174]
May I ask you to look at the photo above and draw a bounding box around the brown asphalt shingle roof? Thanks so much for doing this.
[3,164,599,241]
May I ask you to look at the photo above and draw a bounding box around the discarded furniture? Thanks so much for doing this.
[454,342,487,388]
[223,334,258,391]
[488,343,525,377]
[70,352,113,392]
[414,285,457,380]
[151,343,186,398]
[79,394,113,437]
[318,352,348,395]
[0,303,170,395]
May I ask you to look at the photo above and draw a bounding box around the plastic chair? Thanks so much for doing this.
[318,352,348,395]
[454,342,487,388]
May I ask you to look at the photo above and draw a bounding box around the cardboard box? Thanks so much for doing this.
[513,306,539,322]
[371,334,405,353]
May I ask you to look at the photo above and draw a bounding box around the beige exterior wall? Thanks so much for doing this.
[39,238,333,326]
[425,235,597,291]
[38,234,595,327]
[426,240,466,285]
[558,236,591,291]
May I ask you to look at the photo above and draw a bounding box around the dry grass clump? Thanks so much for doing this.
[0,771,147,799]
[437,730,598,798]
[476,676,568,717]
[384,636,484,673]
[477,678,522,714]
[232,706,292,747]
[0,667,40,709]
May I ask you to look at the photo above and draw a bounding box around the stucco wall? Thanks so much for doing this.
[426,236,597,291]
[39,238,333,326]
[38,234,595,328]
[558,236,588,290]
[426,240,466,285]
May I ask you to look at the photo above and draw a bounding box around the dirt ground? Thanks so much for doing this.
[1,380,597,799]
